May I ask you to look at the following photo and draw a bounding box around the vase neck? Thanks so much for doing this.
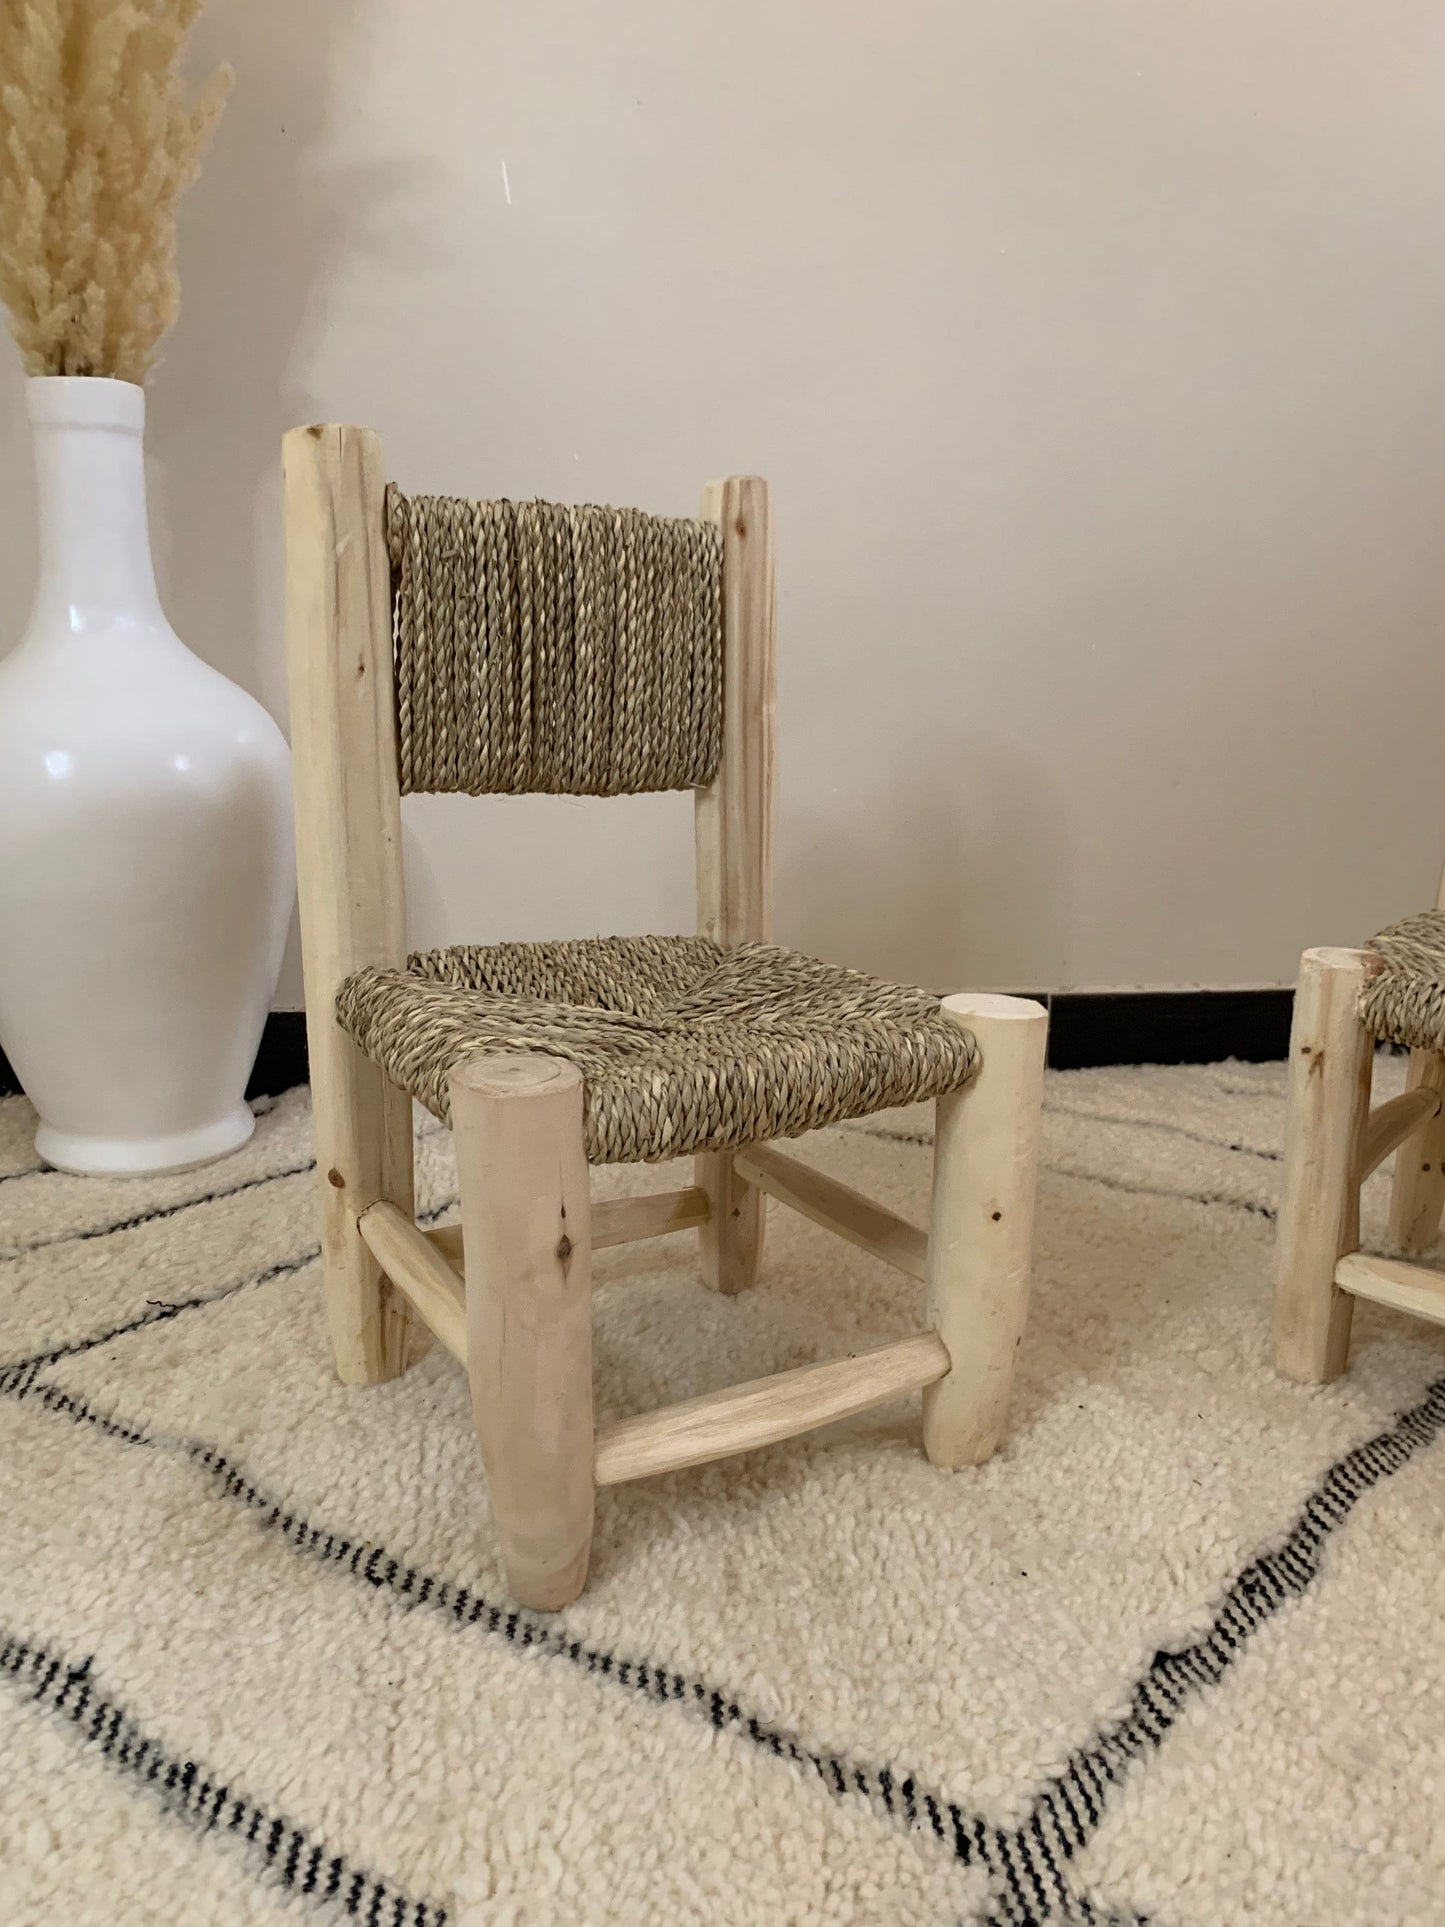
[28,379,164,634]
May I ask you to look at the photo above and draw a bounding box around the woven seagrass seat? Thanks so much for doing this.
[284,425,1048,1611]
[336,936,980,1164]
[1358,909,1445,1054]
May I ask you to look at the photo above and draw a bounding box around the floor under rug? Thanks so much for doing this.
[1,1057,1442,1926]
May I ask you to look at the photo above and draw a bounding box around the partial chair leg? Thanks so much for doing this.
[450,1054,595,1611]
[922,993,1049,1468]
[311,1035,416,1386]
[1272,947,1378,1383]
[696,1151,765,1294]
[1388,1049,1445,1254]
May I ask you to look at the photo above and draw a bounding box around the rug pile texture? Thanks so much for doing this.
[1,1057,1442,1925]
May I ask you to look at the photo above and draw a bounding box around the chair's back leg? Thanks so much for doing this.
[450,1054,595,1612]
[694,476,775,1294]
[1387,858,1445,1255]
[1272,947,1378,1382]
[922,994,1048,1467]
[1388,1050,1445,1253]
[283,424,415,1384]
[695,1151,765,1297]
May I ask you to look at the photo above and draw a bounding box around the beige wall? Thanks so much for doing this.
[3,0,1443,1003]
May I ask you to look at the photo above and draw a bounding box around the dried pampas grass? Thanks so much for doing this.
[0,0,229,385]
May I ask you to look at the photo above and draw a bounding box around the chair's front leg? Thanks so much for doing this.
[922,993,1048,1467]
[450,1054,595,1612]
[1273,947,1377,1383]
[1388,1048,1445,1254]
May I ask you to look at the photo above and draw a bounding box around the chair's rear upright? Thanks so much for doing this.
[284,425,414,1383]
[282,424,777,1379]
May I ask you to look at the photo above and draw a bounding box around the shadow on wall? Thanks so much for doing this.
[147,0,437,699]
[779,732,1073,994]
[138,0,442,994]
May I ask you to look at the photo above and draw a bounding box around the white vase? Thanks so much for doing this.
[0,376,294,1175]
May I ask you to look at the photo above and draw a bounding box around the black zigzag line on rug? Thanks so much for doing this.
[0,1111,1278,1382]
[0,1628,449,1926]
[0,1152,1272,1390]
[972,1365,1445,1926]
[0,1248,321,1394]
[854,1121,1280,1226]
[4,1369,1130,1926]
[0,1155,318,1261]
[849,1105,1282,1167]
[1046,1165,1276,1223]
[1042,1104,1282,1164]
[10,1360,1445,1926]
[0,1134,1284,1389]
[0,1114,452,1262]
[0,1193,460,1386]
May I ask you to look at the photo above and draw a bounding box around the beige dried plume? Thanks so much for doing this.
[0,0,229,385]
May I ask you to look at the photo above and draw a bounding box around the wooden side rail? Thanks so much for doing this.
[1356,1088,1442,1187]
[731,1143,928,1282]
[425,1185,710,1272]
[357,1201,467,1363]
[591,1186,711,1249]
[593,1330,950,1487]
[1335,1251,1445,1327]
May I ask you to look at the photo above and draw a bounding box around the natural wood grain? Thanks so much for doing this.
[357,1201,466,1364]
[451,1054,594,1612]
[591,1185,712,1248]
[283,424,415,1385]
[693,1153,765,1297]
[1386,1051,1445,1253]
[1357,1085,1442,1187]
[921,994,1049,1467]
[732,1143,927,1280]
[425,1186,710,1272]
[1335,1250,1445,1326]
[1272,947,1380,1383]
[593,1331,950,1487]
[694,476,775,1295]
[694,475,775,949]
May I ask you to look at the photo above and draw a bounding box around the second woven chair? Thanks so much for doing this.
[284,425,1049,1610]
[1274,884,1445,1383]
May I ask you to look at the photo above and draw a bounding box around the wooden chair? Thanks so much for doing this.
[283,424,1049,1610]
[1273,876,1445,1383]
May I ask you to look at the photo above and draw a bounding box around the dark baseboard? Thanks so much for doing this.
[242,1011,310,1101]
[0,989,1296,1104]
[1040,987,1294,1072]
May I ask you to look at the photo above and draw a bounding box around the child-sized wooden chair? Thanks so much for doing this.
[283,423,1048,1610]
[1273,872,1445,1383]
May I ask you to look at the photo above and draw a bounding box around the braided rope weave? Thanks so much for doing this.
[1360,909,1445,1053]
[336,937,980,1165]
[386,488,723,797]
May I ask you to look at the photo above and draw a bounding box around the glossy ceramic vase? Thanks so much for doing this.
[0,376,294,1174]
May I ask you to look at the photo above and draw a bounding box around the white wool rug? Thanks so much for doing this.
[2,1057,1443,1926]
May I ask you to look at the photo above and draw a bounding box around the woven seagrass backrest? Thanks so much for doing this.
[386,487,724,798]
